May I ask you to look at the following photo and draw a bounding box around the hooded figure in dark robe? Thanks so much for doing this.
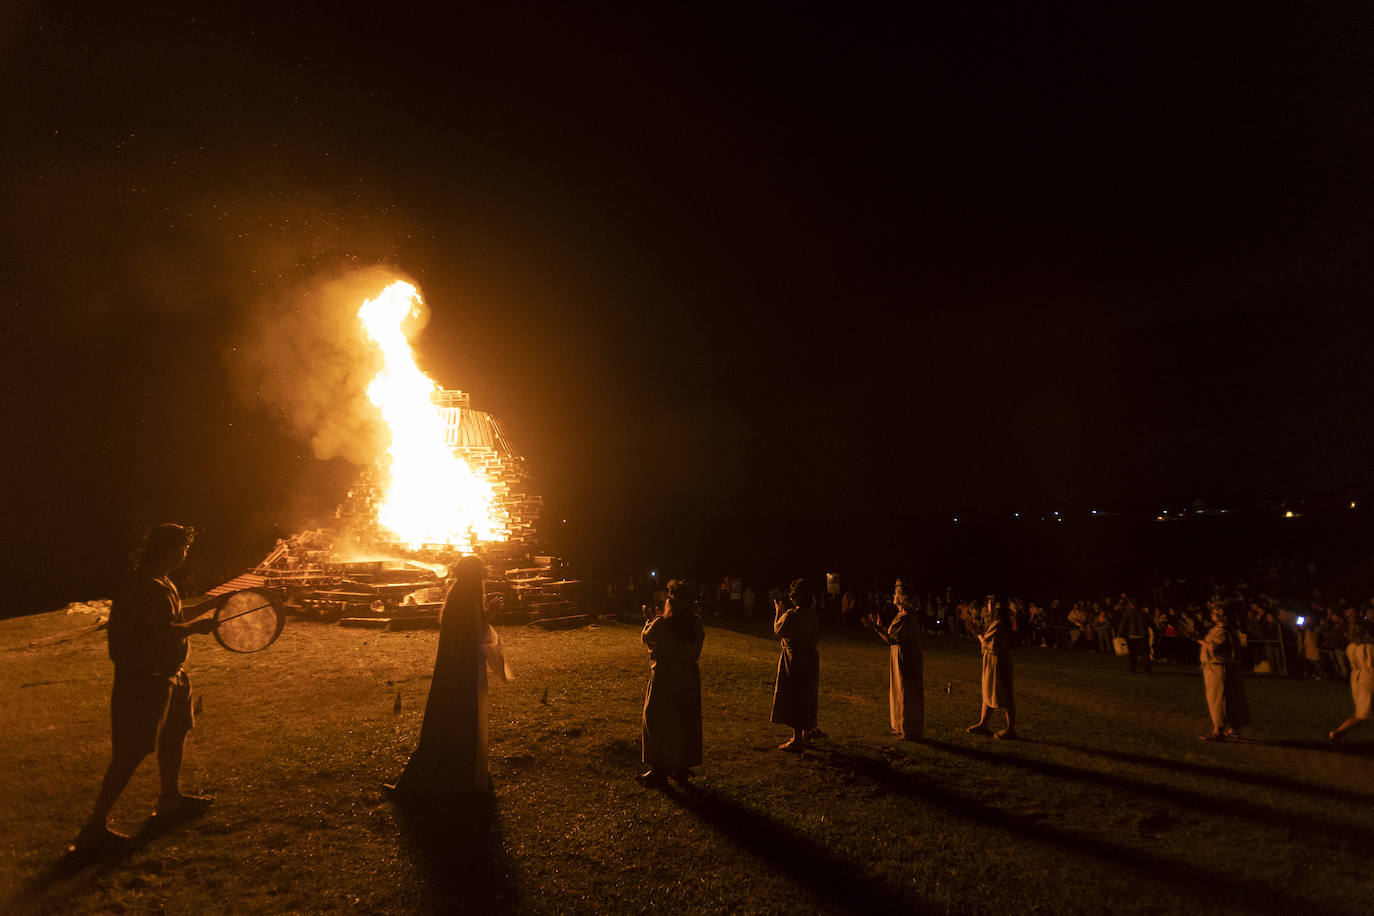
[390,556,512,805]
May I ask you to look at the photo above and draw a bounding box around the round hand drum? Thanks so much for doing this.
[213,589,286,653]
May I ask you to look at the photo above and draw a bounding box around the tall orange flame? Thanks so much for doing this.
[357,280,508,552]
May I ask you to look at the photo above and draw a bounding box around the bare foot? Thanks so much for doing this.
[967,724,991,736]
[154,793,214,818]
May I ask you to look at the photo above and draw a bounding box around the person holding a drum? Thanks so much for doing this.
[72,523,223,853]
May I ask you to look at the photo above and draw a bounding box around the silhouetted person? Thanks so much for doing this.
[1329,619,1373,749]
[772,578,820,751]
[73,523,220,854]
[1118,602,1153,674]
[637,589,705,787]
[968,597,1016,739]
[389,557,511,805]
[1197,604,1250,741]
[864,581,923,740]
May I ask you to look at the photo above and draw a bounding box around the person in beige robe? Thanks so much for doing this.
[865,595,923,740]
[1329,620,1373,748]
[638,595,705,786]
[968,598,1016,739]
[1196,606,1249,741]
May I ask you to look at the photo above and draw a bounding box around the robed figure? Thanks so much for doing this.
[638,595,705,786]
[1197,606,1249,741]
[771,578,820,751]
[1329,620,1373,748]
[390,557,512,804]
[968,598,1017,739]
[866,601,923,740]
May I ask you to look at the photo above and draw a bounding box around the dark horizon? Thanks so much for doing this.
[4,5,1373,612]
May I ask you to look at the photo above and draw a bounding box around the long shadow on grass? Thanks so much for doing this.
[391,793,519,912]
[1034,739,1374,800]
[823,748,1349,916]
[670,783,920,915]
[920,738,1374,847]
[15,809,210,910]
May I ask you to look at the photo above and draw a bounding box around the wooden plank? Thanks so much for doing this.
[338,618,390,629]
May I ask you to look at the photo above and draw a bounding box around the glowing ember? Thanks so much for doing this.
[358,280,508,552]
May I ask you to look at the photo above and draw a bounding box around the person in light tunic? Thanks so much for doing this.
[637,588,705,787]
[865,581,923,740]
[1328,619,1373,749]
[771,578,820,751]
[1196,604,1250,741]
[968,597,1016,739]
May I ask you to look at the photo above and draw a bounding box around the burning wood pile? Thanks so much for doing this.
[205,280,606,629]
[210,529,593,631]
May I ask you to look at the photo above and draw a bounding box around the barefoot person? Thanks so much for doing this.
[1197,603,1250,741]
[637,584,705,787]
[1329,618,1373,749]
[865,581,923,740]
[772,578,820,751]
[73,523,220,853]
[968,597,1016,739]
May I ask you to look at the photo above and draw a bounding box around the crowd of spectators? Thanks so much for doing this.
[835,584,1374,679]
[607,571,1374,680]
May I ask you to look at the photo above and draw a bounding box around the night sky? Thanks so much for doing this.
[3,5,1373,609]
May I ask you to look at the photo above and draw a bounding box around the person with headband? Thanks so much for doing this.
[72,523,221,854]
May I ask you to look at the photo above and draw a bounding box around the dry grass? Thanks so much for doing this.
[1,609,1371,915]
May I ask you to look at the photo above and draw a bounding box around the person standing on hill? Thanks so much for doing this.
[865,581,923,740]
[968,597,1017,739]
[637,586,705,786]
[771,578,820,751]
[1329,619,1373,749]
[72,523,221,854]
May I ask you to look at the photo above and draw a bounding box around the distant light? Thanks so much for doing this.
[1156,515,1166,521]
[562,518,568,523]
[1053,510,1059,516]
[1013,512,1020,518]
[952,517,959,523]
[1091,509,1098,515]
[1284,511,1294,518]
[650,570,657,578]
[1297,616,1306,626]
[1351,501,1358,509]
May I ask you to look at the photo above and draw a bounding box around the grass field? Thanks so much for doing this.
[1,608,1371,915]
